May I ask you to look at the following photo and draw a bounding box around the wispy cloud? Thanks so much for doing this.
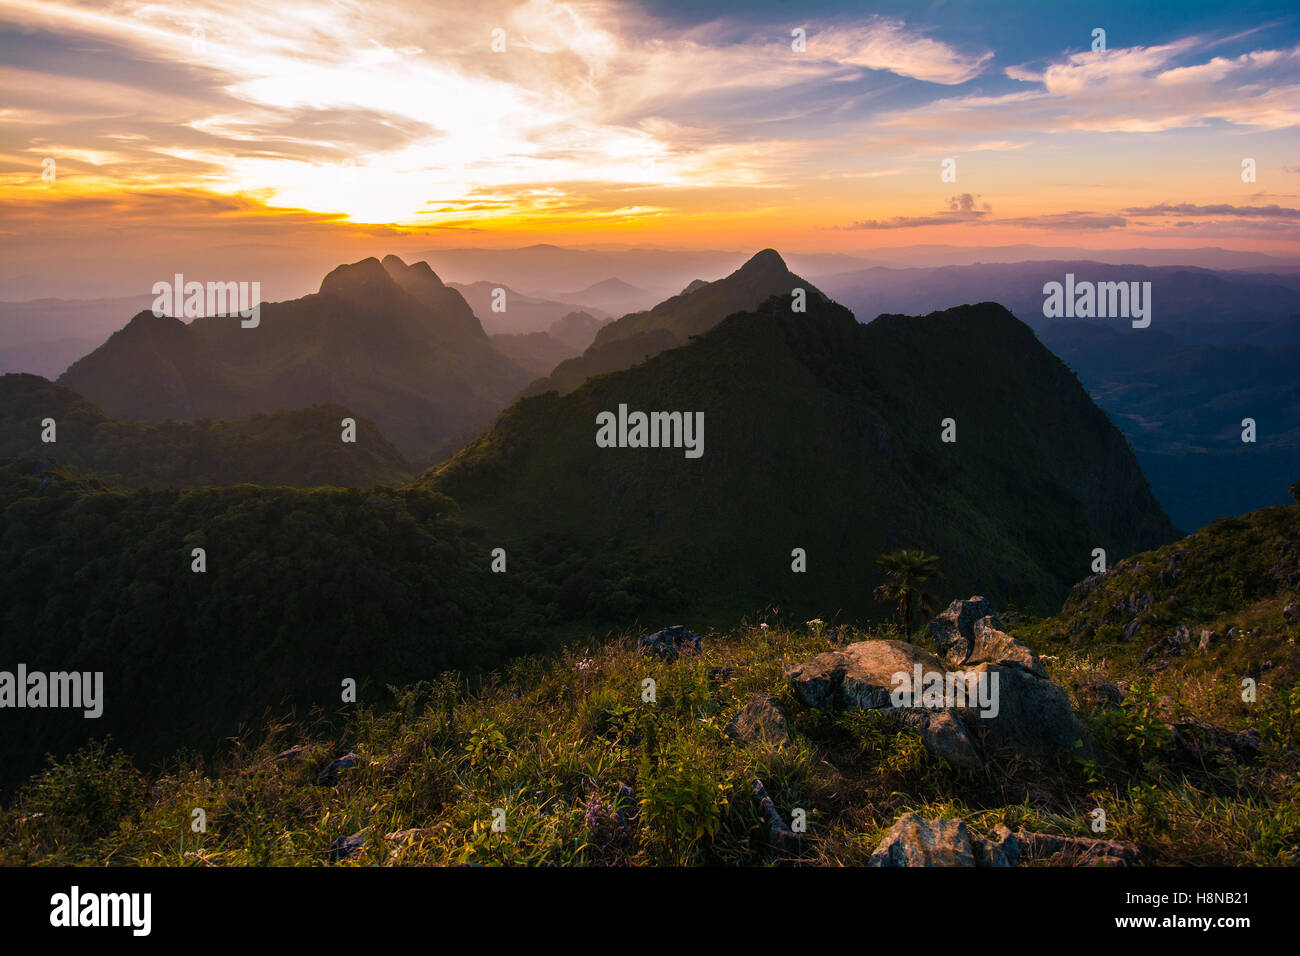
[840,193,990,229]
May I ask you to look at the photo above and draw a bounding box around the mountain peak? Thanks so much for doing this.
[319,257,395,299]
[381,254,447,293]
[737,248,788,275]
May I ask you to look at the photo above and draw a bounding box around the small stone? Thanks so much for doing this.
[328,831,367,862]
[724,693,791,748]
[318,751,363,785]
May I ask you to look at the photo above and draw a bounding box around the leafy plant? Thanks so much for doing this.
[873,549,944,634]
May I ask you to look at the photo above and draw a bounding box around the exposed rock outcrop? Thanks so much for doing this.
[788,612,1087,770]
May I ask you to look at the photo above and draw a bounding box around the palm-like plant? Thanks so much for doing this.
[873,549,943,634]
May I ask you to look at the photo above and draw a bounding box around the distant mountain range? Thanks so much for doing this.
[447,280,610,336]
[10,247,1293,532]
[553,277,656,316]
[489,331,581,376]
[817,260,1300,345]
[0,295,156,379]
[57,255,532,464]
[4,243,1296,303]
[813,260,1300,530]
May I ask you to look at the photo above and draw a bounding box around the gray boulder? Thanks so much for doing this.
[1074,679,1124,709]
[972,824,1020,867]
[968,616,1047,677]
[868,814,976,866]
[637,625,701,662]
[962,663,1089,758]
[1144,624,1193,660]
[752,779,806,857]
[271,744,310,766]
[869,814,1022,867]
[929,596,999,662]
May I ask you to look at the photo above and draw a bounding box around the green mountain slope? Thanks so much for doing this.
[0,373,412,488]
[427,294,1177,617]
[1032,502,1300,649]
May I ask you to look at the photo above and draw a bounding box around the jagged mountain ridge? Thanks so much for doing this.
[58,256,532,461]
[429,294,1178,614]
[524,248,824,397]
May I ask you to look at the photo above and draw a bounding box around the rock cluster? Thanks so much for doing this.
[786,598,1086,771]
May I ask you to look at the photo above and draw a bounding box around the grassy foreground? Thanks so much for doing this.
[4,611,1297,867]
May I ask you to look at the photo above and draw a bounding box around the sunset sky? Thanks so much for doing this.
[2,0,1298,288]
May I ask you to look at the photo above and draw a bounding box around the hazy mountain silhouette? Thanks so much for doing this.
[58,256,532,462]
[489,331,580,376]
[526,248,823,396]
[817,260,1300,345]
[554,277,656,315]
[547,310,606,351]
[448,280,609,335]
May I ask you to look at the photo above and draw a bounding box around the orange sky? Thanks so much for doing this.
[2,0,1298,282]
